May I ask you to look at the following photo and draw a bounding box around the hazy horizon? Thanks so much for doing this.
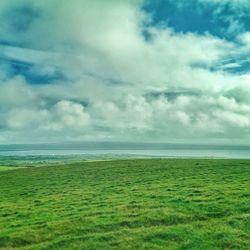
[1,141,250,159]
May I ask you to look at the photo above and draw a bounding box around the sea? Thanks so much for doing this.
[0,142,250,159]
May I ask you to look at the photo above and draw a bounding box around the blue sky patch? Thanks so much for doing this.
[143,0,250,39]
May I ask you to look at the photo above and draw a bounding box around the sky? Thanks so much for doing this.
[1,0,250,144]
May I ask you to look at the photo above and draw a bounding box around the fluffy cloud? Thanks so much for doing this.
[0,76,36,107]
[0,0,250,144]
[5,100,90,131]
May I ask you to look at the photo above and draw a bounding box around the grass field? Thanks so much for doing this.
[0,159,250,250]
[0,166,26,172]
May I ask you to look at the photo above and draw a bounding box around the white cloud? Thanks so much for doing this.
[41,100,91,131]
[0,0,250,144]
[5,100,90,132]
[0,76,36,107]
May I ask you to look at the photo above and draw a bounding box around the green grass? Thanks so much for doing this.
[0,166,25,172]
[0,159,249,250]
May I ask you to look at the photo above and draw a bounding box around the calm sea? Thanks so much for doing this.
[0,142,250,159]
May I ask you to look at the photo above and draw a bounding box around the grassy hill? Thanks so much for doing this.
[0,159,249,249]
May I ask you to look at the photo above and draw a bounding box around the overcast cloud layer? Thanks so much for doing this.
[1,0,250,144]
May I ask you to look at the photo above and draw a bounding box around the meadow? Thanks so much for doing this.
[0,159,249,249]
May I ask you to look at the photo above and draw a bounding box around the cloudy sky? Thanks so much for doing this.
[1,0,250,144]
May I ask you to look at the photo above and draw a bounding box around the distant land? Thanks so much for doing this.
[0,142,250,159]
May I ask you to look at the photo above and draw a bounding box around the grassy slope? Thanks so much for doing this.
[0,159,249,250]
